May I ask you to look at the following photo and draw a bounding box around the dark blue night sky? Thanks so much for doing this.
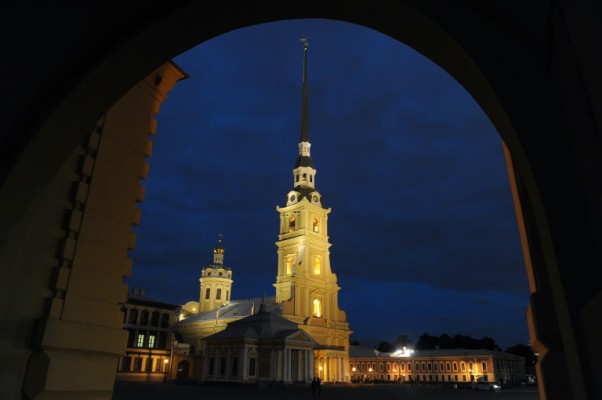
[128,19,530,350]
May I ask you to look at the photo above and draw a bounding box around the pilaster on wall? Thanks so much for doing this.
[19,62,187,400]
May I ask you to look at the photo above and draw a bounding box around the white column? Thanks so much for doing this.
[308,350,314,380]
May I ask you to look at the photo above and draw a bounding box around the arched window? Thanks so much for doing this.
[286,255,294,274]
[205,288,210,299]
[453,362,458,371]
[313,256,321,274]
[446,362,451,371]
[302,173,307,181]
[313,217,319,233]
[313,298,322,317]
[288,217,296,232]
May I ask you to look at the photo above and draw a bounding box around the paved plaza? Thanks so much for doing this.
[113,381,540,400]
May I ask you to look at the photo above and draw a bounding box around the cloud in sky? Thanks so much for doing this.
[128,18,529,349]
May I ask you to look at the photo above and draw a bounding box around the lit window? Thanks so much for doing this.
[137,333,145,348]
[313,257,321,274]
[289,217,296,232]
[313,218,319,233]
[286,255,294,274]
[312,298,322,317]
[148,334,156,348]
[482,361,487,371]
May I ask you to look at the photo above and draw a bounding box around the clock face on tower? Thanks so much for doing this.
[287,191,300,206]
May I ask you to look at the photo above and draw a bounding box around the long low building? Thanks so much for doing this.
[349,345,526,385]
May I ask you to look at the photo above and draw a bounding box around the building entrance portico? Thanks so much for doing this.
[315,348,348,382]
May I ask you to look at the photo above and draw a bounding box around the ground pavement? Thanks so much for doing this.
[113,381,540,400]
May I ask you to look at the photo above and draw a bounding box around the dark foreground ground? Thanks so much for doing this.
[113,381,540,400]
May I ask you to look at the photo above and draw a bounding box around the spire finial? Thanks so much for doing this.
[299,36,310,143]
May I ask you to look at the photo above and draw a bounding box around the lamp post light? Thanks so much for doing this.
[319,365,323,380]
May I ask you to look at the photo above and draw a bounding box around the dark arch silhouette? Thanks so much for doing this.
[0,2,600,399]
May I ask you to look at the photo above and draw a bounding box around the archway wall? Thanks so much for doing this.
[0,61,186,399]
[1,2,601,399]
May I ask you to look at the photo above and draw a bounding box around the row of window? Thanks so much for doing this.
[287,217,320,233]
[124,308,170,328]
[126,329,169,349]
[351,360,488,373]
[295,172,313,184]
[351,373,479,383]
[204,288,230,300]
[208,356,256,377]
[285,254,322,275]
[121,356,167,373]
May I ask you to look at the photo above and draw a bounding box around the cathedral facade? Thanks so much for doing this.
[177,39,351,383]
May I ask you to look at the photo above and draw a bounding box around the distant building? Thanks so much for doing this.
[349,345,526,384]
[115,289,181,383]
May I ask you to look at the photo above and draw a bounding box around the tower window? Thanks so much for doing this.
[302,173,307,181]
[216,288,222,300]
[313,257,321,274]
[312,298,322,318]
[313,217,319,233]
[296,175,299,182]
[286,255,294,275]
[226,290,229,301]
[288,217,296,232]
[310,175,313,182]
[205,288,210,299]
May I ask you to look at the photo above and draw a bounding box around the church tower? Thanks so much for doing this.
[198,236,233,313]
[274,38,351,383]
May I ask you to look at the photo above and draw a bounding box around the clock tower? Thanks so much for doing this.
[274,38,351,382]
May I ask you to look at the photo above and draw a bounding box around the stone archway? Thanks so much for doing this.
[1,2,600,399]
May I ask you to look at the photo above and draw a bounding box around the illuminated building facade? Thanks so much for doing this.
[177,39,351,383]
[116,289,180,383]
[349,346,526,385]
[274,37,351,382]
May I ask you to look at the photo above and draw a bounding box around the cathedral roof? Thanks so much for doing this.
[205,306,316,343]
[179,296,281,323]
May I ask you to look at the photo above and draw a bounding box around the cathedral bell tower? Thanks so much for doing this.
[199,236,233,313]
[274,38,351,382]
